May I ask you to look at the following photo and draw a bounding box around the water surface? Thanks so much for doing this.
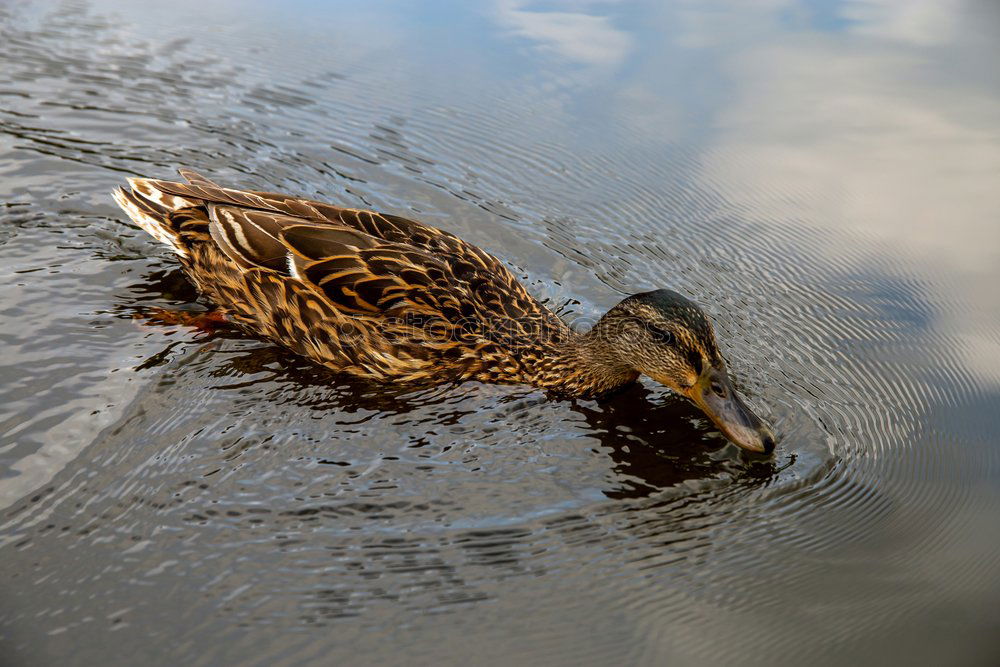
[1,1,999,665]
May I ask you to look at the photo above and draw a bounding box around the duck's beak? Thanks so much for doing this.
[686,368,775,454]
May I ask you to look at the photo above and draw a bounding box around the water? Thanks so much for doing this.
[1,1,999,665]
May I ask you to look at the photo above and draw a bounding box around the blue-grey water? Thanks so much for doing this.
[1,1,999,665]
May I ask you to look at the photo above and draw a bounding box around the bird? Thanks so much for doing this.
[113,169,775,454]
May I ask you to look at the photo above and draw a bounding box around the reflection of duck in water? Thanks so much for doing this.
[114,169,774,453]
[568,382,785,499]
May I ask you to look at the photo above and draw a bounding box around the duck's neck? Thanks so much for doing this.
[524,329,640,397]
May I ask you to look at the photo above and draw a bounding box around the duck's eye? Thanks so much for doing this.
[648,326,675,345]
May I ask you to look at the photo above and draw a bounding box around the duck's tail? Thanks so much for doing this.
[111,169,217,257]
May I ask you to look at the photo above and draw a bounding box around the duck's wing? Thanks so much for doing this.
[132,170,558,330]
[207,204,551,343]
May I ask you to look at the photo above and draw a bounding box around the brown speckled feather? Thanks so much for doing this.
[114,171,778,452]
[113,169,588,388]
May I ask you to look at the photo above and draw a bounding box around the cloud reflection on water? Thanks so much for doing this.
[564,0,1000,377]
[495,0,633,66]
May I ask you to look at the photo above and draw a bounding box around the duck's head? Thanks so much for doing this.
[588,289,775,454]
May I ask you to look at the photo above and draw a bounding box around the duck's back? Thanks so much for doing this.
[113,169,569,383]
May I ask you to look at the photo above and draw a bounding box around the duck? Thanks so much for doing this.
[113,169,775,454]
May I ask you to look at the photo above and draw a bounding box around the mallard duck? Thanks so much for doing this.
[113,169,775,453]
